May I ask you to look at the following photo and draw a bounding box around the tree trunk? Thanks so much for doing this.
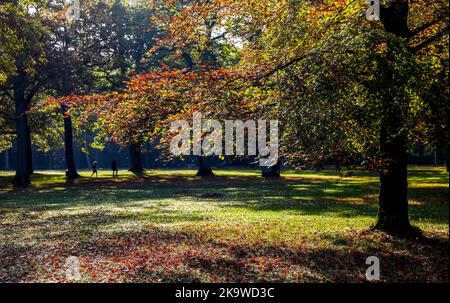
[5,149,10,170]
[25,115,33,174]
[417,142,425,164]
[374,117,412,233]
[196,156,214,177]
[373,68,413,233]
[182,43,216,178]
[62,104,80,179]
[129,143,143,173]
[373,0,416,235]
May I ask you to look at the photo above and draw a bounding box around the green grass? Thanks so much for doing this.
[0,166,448,282]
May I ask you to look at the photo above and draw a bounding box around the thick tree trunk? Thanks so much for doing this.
[196,156,214,177]
[373,0,415,235]
[373,66,413,234]
[129,143,143,173]
[374,120,412,233]
[62,104,80,179]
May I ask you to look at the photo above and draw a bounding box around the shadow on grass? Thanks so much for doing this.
[0,170,448,225]
[1,227,448,282]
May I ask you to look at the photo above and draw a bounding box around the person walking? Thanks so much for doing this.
[111,160,118,178]
[91,161,98,178]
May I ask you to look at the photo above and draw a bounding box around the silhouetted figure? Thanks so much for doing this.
[91,161,98,178]
[315,155,324,171]
[111,160,118,178]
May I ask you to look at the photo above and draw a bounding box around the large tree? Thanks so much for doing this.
[373,0,448,233]
[0,0,50,186]
[142,0,449,234]
[252,0,448,234]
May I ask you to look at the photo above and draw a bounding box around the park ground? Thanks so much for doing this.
[0,166,448,282]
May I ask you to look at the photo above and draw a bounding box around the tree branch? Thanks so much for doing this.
[410,25,449,52]
[255,0,358,83]
[410,12,447,37]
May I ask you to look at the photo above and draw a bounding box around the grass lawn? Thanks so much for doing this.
[0,166,448,282]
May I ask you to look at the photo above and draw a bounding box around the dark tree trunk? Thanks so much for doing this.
[12,72,30,187]
[374,112,412,233]
[129,143,143,173]
[5,149,10,170]
[62,104,80,179]
[374,0,414,234]
[196,156,214,177]
[261,161,281,178]
[417,143,425,164]
[58,23,80,179]
[25,116,33,174]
